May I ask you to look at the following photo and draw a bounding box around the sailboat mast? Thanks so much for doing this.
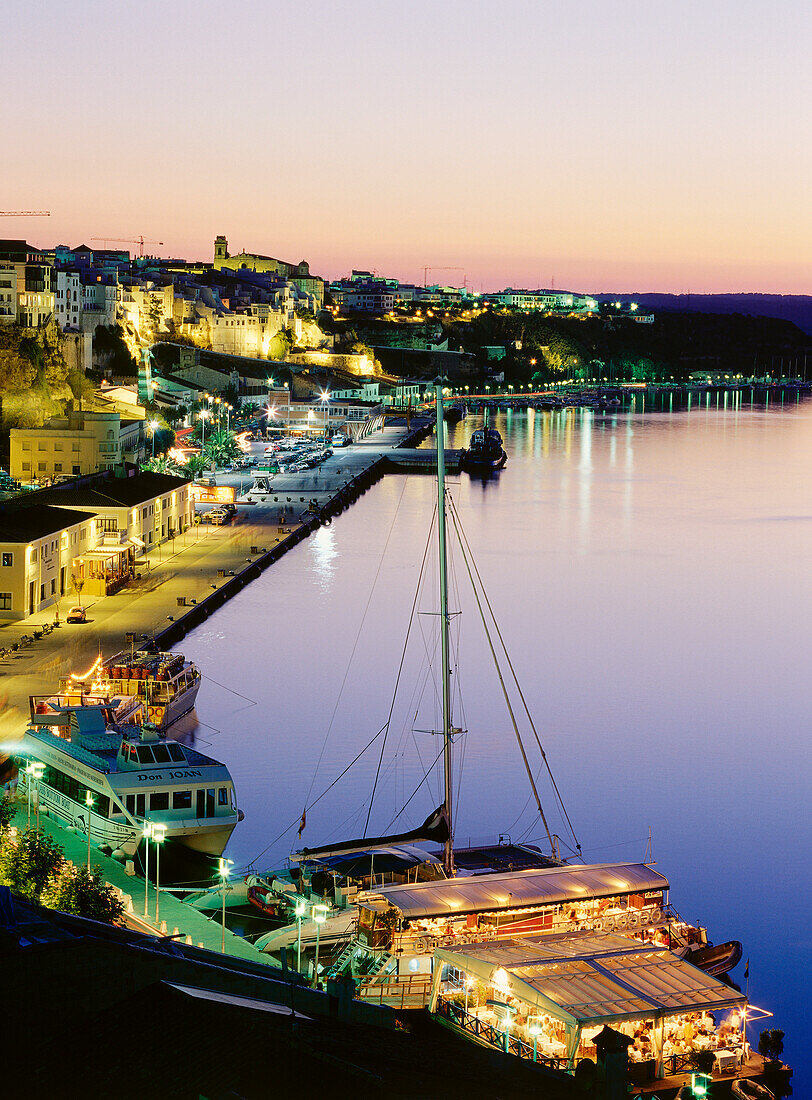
[434,382,454,876]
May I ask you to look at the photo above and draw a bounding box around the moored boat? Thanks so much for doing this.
[58,646,201,732]
[460,426,507,471]
[15,702,242,866]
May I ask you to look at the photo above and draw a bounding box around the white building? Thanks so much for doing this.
[55,270,82,330]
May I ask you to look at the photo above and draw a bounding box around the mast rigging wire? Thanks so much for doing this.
[447,503,556,854]
[301,477,409,818]
[448,495,582,856]
[364,500,437,834]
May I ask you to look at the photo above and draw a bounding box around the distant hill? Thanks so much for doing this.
[596,294,812,335]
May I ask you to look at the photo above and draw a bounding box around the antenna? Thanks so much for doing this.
[645,827,656,866]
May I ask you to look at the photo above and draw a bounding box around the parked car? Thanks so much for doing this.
[66,606,87,624]
[208,508,232,526]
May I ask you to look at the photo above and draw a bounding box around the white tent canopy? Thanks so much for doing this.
[431,931,746,1029]
[360,862,668,920]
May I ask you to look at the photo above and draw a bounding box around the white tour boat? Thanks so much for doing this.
[16,702,241,860]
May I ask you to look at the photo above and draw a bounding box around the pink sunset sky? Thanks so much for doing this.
[3,0,810,294]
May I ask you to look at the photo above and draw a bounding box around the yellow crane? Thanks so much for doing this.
[90,235,163,258]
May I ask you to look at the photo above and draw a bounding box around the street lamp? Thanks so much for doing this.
[528,1016,543,1062]
[152,822,167,925]
[218,857,234,952]
[84,789,94,869]
[295,898,307,972]
[149,419,160,458]
[26,761,44,830]
[312,903,328,987]
[199,407,209,447]
[320,390,330,444]
[143,821,153,916]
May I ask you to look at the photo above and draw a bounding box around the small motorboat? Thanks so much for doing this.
[732,1080,775,1099]
[460,426,507,471]
[678,938,742,977]
[247,880,281,919]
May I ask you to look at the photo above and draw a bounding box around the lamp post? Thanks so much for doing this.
[143,821,153,916]
[149,419,159,458]
[218,857,234,952]
[26,762,44,829]
[464,976,474,1016]
[528,1016,543,1062]
[312,903,328,988]
[84,789,94,869]
[294,898,306,972]
[320,390,330,444]
[199,407,209,448]
[152,822,167,925]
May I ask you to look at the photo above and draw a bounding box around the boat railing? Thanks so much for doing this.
[435,997,569,1073]
[356,977,433,1009]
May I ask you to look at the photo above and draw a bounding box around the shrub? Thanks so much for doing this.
[0,829,65,900]
[40,863,124,924]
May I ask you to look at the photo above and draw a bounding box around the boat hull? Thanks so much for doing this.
[23,776,237,862]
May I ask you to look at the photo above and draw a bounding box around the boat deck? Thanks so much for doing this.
[635,1051,768,1096]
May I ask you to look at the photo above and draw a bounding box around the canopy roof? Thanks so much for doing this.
[361,862,668,919]
[434,932,746,1028]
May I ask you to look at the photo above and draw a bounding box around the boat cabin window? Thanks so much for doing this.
[39,764,109,818]
[218,787,229,806]
[152,745,171,764]
[172,790,192,809]
[136,746,155,765]
[150,792,169,811]
[167,744,185,763]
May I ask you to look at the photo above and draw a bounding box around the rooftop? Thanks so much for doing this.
[361,862,669,919]
[32,471,190,509]
[0,504,97,544]
[434,932,746,1026]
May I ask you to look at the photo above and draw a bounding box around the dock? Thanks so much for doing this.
[7,803,273,965]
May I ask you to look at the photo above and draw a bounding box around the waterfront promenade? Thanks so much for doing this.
[6,802,271,962]
[0,419,433,746]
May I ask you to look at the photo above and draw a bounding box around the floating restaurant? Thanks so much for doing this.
[429,932,753,1082]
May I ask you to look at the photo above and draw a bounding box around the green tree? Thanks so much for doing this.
[40,863,124,924]
[0,829,65,900]
[758,1028,785,1063]
[0,795,15,831]
[184,454,210,479]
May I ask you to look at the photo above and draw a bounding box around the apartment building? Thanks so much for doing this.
[10,410,123,483]
[0,240,55,327]
[0,504,97,621]
[0,471,194,620]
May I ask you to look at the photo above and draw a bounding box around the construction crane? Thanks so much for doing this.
[90,235,163,258]
[423,265,465,288]
[0,211,51,217]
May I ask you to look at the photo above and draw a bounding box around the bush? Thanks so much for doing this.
[0,795,14,831]
[40,863,124,924]
[0,828,65,900]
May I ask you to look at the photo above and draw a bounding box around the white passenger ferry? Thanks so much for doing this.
[16,702,242,860]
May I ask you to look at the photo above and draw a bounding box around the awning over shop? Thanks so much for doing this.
[432,932,746,1029]
[360,862,669,920]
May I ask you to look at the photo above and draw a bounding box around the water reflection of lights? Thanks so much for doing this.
[309,525,337,590]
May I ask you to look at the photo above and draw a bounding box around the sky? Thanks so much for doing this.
[2,0,811,293]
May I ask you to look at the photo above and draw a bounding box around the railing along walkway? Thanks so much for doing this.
[435,997,568,1073]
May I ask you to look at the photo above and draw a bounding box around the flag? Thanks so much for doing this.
[744,958,749,981]
[298,808,306,838]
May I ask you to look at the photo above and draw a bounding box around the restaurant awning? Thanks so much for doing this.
[433,932,746,1028]
[359,862,669,919]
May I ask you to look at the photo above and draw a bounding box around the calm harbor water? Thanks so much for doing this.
[183,403,810,1085]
